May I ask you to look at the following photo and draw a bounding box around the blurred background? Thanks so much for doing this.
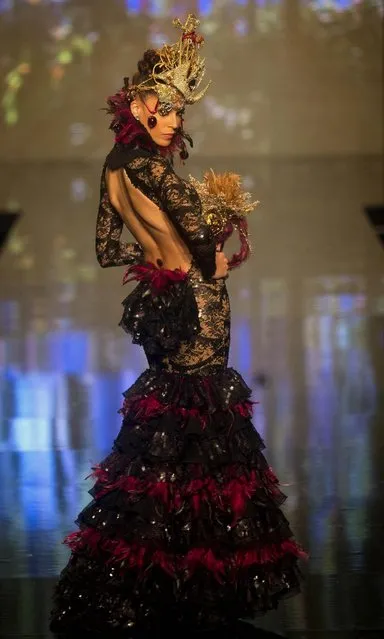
[0,1,383,638]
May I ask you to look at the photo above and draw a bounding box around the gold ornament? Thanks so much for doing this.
[189,170,259,269]
[135,14,211,107]
[189,169,259,235]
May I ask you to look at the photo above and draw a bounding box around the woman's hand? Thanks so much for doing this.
[212,249,229,280]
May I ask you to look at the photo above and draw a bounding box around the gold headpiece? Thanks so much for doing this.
[136,14,211,108]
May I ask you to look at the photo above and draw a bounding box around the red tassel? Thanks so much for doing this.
[204,549,225,581]
[234,540,308,566]
[184,548,225,582]
[177,406,207,428]
[92,469,273,521]
[191,494,201,513]
[135,396,164,418]
[87,463,110,483]
[121,396,252,427]
[152,550,176,577]
[122,262,187,294]
[64,528,100,553]
[222,471,259,523]
[120,393,211,427]
[265,467,278,484]
[233,400,258,417]
[94,474,145,498]
[148,481,171,508]
[228,217,251,270]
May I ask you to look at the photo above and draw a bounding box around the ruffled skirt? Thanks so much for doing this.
[50,263,306,634]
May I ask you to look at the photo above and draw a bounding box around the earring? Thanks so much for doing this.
[135,115,140,121]
[147,116,157,129]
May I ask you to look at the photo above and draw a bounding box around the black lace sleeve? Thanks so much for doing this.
[122,152,216,281]
[96,166,144,268]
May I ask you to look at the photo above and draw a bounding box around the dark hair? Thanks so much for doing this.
[132,49,162,87]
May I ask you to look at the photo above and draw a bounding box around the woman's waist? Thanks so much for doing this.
[123,258,201,292]
[123,262,187,295]
[142,242,192,274]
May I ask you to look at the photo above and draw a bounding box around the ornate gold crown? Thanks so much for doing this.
[137,14,211,107]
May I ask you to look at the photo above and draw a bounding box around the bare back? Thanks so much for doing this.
[106,167,193,272]
[96,147,217,282]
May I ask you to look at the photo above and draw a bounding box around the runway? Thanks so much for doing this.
[0,155,383,638]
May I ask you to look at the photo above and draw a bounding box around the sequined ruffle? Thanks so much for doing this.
[64,528,304,580]
[119,262,200,357]
[119,365,253,426]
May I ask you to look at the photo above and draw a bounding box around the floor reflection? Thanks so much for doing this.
[0,156,383,637]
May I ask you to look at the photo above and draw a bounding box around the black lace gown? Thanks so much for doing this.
[49,144,306,634]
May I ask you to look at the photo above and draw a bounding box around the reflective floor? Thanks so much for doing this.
[0,155,383,638]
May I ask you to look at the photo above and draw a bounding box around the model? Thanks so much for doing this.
[50,14,306,636]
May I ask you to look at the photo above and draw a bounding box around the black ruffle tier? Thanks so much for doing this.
[119,262,201,357]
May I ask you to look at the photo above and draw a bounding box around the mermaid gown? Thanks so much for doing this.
[49,143,305,634]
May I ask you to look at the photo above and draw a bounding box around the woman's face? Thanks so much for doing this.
[131,93,185,147]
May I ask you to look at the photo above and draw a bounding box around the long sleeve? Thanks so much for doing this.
[122,153,217,280]
[96,169,144,268]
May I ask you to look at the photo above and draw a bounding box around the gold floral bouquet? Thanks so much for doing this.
[189,170,259,269]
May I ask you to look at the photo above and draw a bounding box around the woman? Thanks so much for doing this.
[50,14,306,636]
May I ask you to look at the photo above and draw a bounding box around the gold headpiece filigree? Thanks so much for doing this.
[136,14,211,107]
